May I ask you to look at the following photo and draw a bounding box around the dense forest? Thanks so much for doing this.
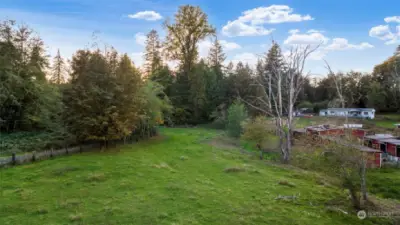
[1,5,400,150]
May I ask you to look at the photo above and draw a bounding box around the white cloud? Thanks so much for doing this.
[238,5,313,25]
[222,5,312,37]
[231,52,258,67]
[283,31,373,61]
[284,31,329,45]
[325,38,374,50]
[131,52,144,67]
[289,29,300,34]
[369,23,400,45]
[220,40,242,50]
[135,32,146,46]
[222,20,274,37]
[128,11,162,21]
[307,29,323,33]
[369,25,395,40]
[384,16,400,23]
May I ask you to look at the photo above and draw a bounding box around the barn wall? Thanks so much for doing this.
[371,140,380,149]
[352,129,366,138]
[387,143,397,156]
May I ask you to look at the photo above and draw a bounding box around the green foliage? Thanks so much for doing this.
[0,20,60,131]
[139,80,172,128]
[163,5,215,73]
[63,50,143,142]
[297,101,314,109]
[144,30,163,76]
[0,131,69,155]
[226,101,247,137]
[241,117,277,151]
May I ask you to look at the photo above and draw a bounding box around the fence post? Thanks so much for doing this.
[50,148,54,158]
[11,152,16,165]
[32,151,36,162]
[66,146,69,155]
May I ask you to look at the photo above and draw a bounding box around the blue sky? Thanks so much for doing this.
[1,0,400,76]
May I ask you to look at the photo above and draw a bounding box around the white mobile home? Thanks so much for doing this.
[319,108,375,119]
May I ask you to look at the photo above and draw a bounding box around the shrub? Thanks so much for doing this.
[297,101,313,110]
[226,102,247,138]
[241,116,278,159]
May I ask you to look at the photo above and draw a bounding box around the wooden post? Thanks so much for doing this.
[32,151,36,162]
[11,152,16,165]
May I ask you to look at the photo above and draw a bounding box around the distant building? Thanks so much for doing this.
[364,134,400,162]
[319,108,375,119]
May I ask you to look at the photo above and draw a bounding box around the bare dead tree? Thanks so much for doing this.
[241,43,319,163]
[325,61,345,109]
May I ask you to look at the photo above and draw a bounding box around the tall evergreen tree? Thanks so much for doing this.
[0,20,57,131]
[144,30,163,76]
[50,49,65,84]
[207,38,225,76]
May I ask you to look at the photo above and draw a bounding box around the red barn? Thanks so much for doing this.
[363,134,394,151]
[350,129,367,139]
[320,136,382,168]
[357,146,382,168]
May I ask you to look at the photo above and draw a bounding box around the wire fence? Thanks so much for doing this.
[0,127,158,168]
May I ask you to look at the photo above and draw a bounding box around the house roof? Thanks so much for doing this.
[355,145,382,153]
[364,134,394,140]
[381,138,400,145]
[326,108,375,112]
[320,136,381,153]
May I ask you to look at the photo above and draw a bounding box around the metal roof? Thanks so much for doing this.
[320,136,381,153]
[306,124,342,132]
[326,108,375,112]
[381,138,400,145]
[364,134,394,140]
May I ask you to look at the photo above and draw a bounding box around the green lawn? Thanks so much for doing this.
[0,128,392,224]
[368,168,400,200]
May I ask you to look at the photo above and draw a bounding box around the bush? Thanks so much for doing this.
[241,117,279,159]
[226,102,247,138]
[297,101,313,110]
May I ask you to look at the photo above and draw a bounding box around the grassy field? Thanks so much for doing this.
[368,168,400,200]
[0,128,394,224]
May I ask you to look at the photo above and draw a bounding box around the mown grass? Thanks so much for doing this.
[0,128,392,224]
[368,168,400,200]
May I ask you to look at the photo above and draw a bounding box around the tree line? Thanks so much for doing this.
[1,5,400,150]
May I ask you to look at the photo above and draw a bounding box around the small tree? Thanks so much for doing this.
[242,117,278,159]
[226,101,247,138]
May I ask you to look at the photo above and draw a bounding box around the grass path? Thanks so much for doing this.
[0,128,391,224]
